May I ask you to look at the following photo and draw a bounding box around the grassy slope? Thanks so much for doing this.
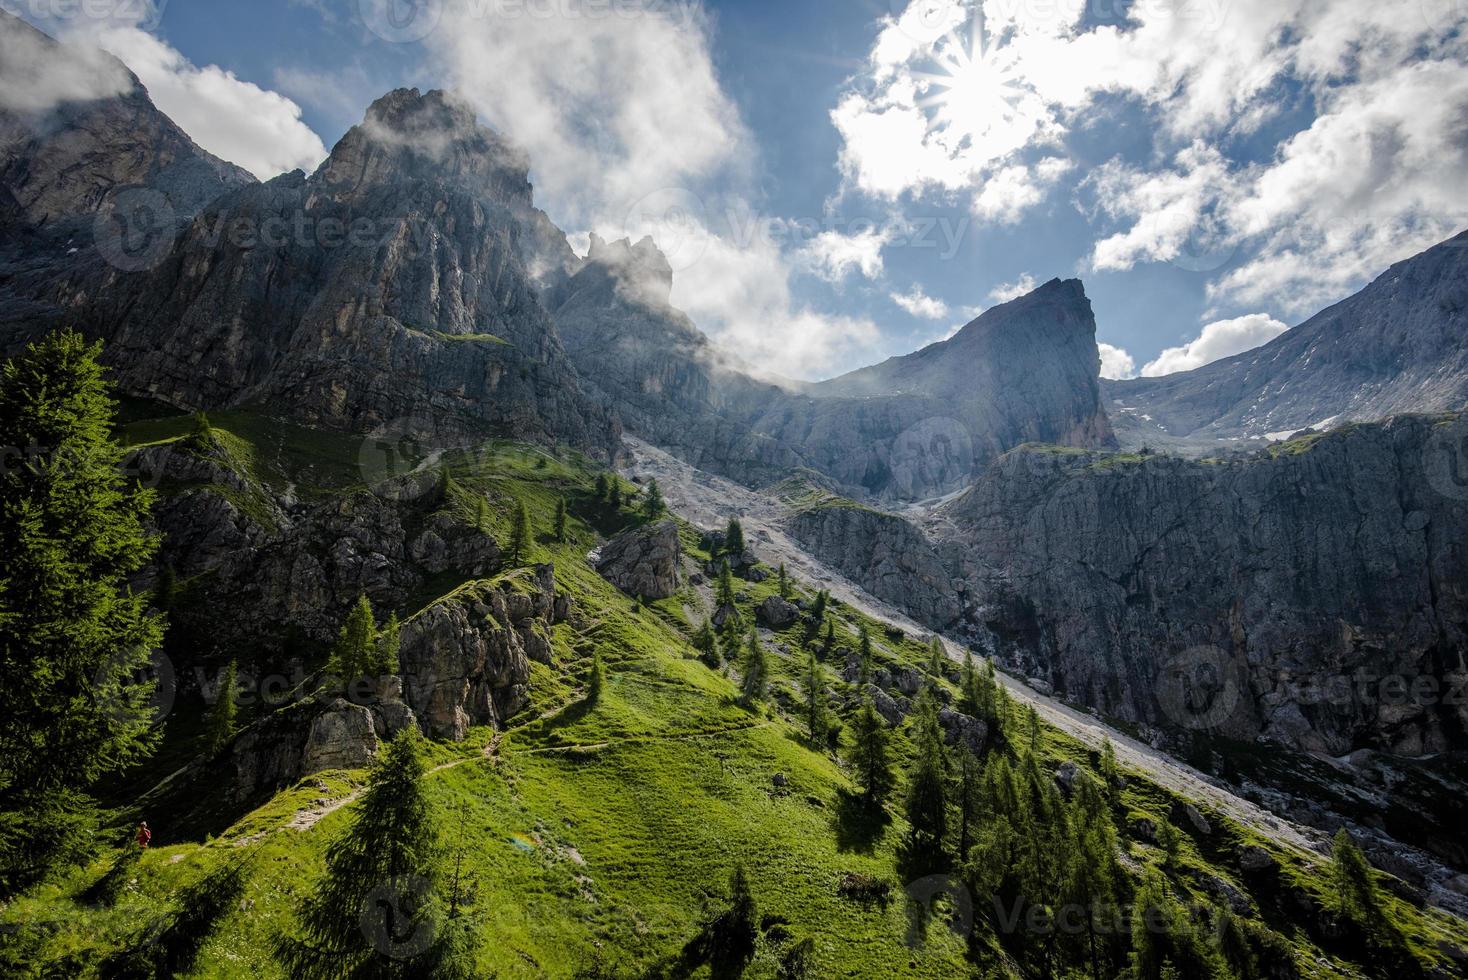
[4,415,1466,978]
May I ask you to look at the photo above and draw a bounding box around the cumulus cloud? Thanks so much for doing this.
[1098,342,1137,380]
[796,226,891,281]
[891,285,950,319]
[1141,313,1288,377]
[987,273,1036,304]
[0,12,133,113]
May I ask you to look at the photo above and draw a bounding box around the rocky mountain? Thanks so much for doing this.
[551,243,1116,501]
[1106,229,1468,442]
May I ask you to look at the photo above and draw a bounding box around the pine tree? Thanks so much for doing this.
[328,595,377,681]
[904,690,949,870]
[716,560,737,608]
[594,473,609,501]
[1065,773,1120,979]
[642,479,664,519]
[777,563,790,599]
[1099,737,1119,790]
[926,636,945,678]
[1156,816,1181,867]
[474,496,490,534]
[0,331,165,891]
[705,865,758,977]
[374,612,401,675]
[953,744,982,861]
[553,496,568,542]
[509,499,532,563]
[1025,704,1042,754]
[822,620,835,653]
[608,480,622,508]
[809,590,828,625]
[693,620,722,667]
[1330,828,1382,928]
[279,728,445,978]
[739,630,768,706]
[801,653,829,744]
[204,660,239,757]
[724,517,745,556]
[846,696,895,805]
[587,651,605,703]
[857,625,874,686]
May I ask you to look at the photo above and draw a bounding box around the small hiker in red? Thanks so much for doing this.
[136,821,151,849]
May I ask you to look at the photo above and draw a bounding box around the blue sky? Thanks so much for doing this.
[14,0,1468,380]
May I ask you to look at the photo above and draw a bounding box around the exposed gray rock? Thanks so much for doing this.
[594,518,682,600]
[301,699,380,774]
[1054,761,1079,799]
[756,595,800,629]
[1172,801,1213,836]
[859,684,904,726]
[1239,845,1279,873]
[938,708,988,755]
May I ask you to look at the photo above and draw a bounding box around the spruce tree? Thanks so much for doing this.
[588,651,605,704]
[594,473,609,501]
[374,612,401,675]
[738,630,768,706]
[801,653,829,744]
[846,696,894,805]
[608,480,622,508]
[0,331,164,891]
[953,744,982,861]
[777,563,790,599]
[509,499,532,563]
[1155,816,1181,867]
[809,590,828,625]
[553,496,568,542]
[724,517,744,556]
[693,620,722,667]
[716,560,738,608]
[903,690,949,870]
[204,660,239,757]
[1330,828,1382,928]
[1065,773,1120,979]
[279,728,445,978]
[857,625,874,687]
[328,595,377,681]
[926,636,945,678]
[1099,737,1119,790]
[642,479,664,519]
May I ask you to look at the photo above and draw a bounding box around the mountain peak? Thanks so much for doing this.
[582,232,674,305]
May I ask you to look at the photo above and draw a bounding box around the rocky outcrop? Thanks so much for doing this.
[398,567,566,740]
[756,595,800,629]
[593,518,682,599]
[941,415,1468,757]
[1105,228,1468,442]
[783,498,962,629]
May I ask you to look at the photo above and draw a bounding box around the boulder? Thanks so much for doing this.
[595,519,682,600]
[756,595,800,629]
[1239,845,1278,873]
[1054,761,1079,799]
[938,708,988,754]
[1171,800,1213,836]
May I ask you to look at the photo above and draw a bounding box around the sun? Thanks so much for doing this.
[910,17,1026,138]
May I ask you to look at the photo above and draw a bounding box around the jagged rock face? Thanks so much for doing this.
[1,84,618,459]
[941,415,1468,756]
[398,567,565,740]
[0,12,254,227]
[593,518,682,600]
[783,502,962,629]
[1105,229,1468,441]
[552,244,1115,501]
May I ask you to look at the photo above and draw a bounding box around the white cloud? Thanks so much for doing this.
[891,285,950,319]
[796,226,891,282]
[0,13,133,113]
[1097,342,1136,380]
[85,26,327,179]
[1141,313,1288,377]
[987,273,1036,304]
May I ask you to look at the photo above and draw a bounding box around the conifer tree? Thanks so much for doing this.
[1065,773,1120,979]
[821,619,835,653]
[1330,828,1382,928]
[1099,737,1119,790]
[642,479,664,519]
[0,330,166,890]
[809,589,828,625]
[959,651,979,714]
[724,517,745,556]
[1155,816,1181,867]
[553,496,568,542]
[279,728,445,978]
[204,660,239,757]
[777,563,790,599]
[801,653,829,744]
[904,690,949,870]
[704,865,758,977]
[474,496,490,534]
[588,651,605,704]
[608,480,622,508]
[374,612,401,675]
[739,630,768,706]
[594,473,609,501]
[716,560,738,608]
[509,499,532,563]
[328,595,377,681]
[857,625,874,686]
[693,619,722,667]
[926,636,945,678]
[953,744,983,861]
[846,696,895,805]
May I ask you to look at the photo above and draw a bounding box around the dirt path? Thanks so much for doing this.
[622,436,1325,859]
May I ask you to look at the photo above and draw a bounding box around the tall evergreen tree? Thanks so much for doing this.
[1065,773,1120,979]
[1330,828,1382,928]
[857,625,874,687]
[279,728,446,978]
[724,517,745,556]
[642,479,664,519]
[588,651,605,704]
[777,563,790,599]
[953,744,983,861]
[509,499,532,563]
[474,496,490,534]
[553,496,568,542]
[204,660,239,757]
[801,653,829,744]
[594,473,609,501]
[608,480,622,508]
[809,590,828,625]
[328,595,377,681]
[1099,737,1119,790]
[715,560,738,608]
[374,612,401,675]
[926,636,945,678]
[0,331,165,891]
[904,690,949,870]
[738,630,768,706]
[693,619,722,667]
[846,696,894,805]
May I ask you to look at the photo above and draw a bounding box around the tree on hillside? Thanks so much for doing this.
[474,496,490,534]
[809,590,828,625]
[926,636,945,678]
[904,691,949,871]
[328,595,377,681]
[1099,737,1119,790]
[716,560,738,608]
[375,612,401,675]
[693,619,722,668]
[553,496,568,542]
[509,499,532,563]
[739,630,768,706]
[1330,828,1383,928]
[846,696,894,805]
[588,651,606,704]
[278,728,447,978]
[724,517,745,556]
[204,660,239,757]
[642,479,664,519]
[777,563,790,599]
[953,744,983,861]
[702,865,758,979]
[0,330,165,891]
[594,473,608,502]
[857,625,874,687]
[801,653,829,745]
[608,480,622,508]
